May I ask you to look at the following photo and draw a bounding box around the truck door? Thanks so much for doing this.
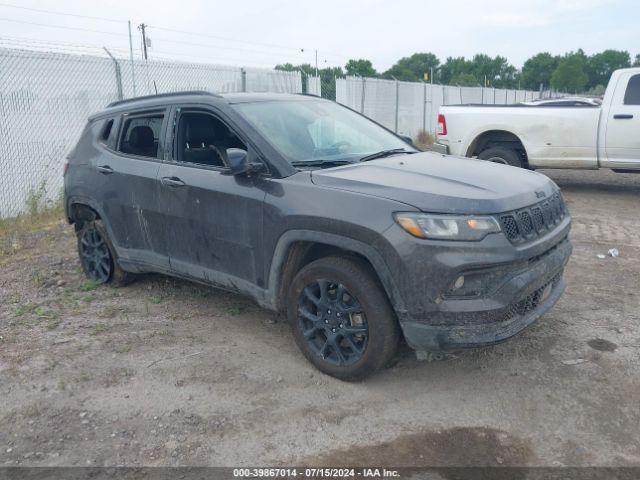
[604,72,640,168]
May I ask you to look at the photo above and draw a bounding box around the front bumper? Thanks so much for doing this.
[401,267,567,351]
[379,214,572,352]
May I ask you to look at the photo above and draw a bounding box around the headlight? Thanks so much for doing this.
[394,213,501,241]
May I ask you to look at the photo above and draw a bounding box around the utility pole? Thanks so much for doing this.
[138,23,148,61]
[314,49,318,77]
[128,21,137,97]
[138,22,151,94]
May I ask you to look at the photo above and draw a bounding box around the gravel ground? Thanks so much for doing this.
[0,168,639,467]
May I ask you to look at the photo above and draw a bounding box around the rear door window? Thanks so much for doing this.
[118,114,164,158]
[623,74,640,105]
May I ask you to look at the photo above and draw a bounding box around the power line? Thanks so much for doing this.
[0,34,132,52]
[0,38,132,59]
[0,17,126,37]
[0,2,125,23]
[147,50,287,68]
[146,24,305,54]
[147,24,352,62]
[145,35,310,60]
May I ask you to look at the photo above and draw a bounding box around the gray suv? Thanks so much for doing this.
[64,91,572,380]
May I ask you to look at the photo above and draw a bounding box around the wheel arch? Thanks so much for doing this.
[466,129,528,165]
[267,230,407,319]
[66,197,116,241]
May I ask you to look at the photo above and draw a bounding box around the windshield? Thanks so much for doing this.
[233,98,413,164]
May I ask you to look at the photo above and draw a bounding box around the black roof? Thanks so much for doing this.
[92,91,321,119]
[105,90,221,108]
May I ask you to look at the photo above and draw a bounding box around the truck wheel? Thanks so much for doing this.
[77,219,133,287]
[478,146,523,168]
[287,256,399,381]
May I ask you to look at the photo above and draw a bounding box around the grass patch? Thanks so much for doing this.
[79,279,101,292]
[225,306,243,316]
[90,323,111,335]
[31,270,48,287]
[146,295,163,304]
[34,306,59,319]
[414,129,435,151]
[0,205,64,239]
[14,303,35,317]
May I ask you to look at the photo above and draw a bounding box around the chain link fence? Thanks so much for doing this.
[334,76,544,139]
[1,42,560,219]
[0,45,312,218]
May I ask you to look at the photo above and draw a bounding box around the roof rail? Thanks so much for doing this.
[106,90,221,108]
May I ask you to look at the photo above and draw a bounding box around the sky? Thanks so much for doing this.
[0,0,637,70]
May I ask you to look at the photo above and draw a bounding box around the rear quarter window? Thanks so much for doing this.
[100,119,114,143]
[623,74,640,105]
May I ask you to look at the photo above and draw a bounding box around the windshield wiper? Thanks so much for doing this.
[359,148,416,163]
[291,159,353,168]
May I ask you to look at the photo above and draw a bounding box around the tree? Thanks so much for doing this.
[469,54,518,88]
[345,59,377,77]
[449,73,478,86]
[383,52,440,81]
[521,52,559,90]
[551,54,589,92]
[438,55,517,88]
[634,54,640,67]
[275,63,344,100]
[586,50,631,89]
[439,56,472,85]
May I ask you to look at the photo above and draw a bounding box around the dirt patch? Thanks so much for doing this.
[303,427,534,467]
[587,338,618,352]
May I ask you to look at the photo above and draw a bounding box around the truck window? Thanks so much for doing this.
[623,74,640,105]
[118,114,164,158]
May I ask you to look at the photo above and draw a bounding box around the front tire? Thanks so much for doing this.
[77,219,132,287]
[286,256,399,381]
[478,146,523,168]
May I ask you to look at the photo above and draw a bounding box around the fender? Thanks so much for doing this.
[264,230,409,320]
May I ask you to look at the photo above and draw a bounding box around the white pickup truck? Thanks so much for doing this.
[433,68,640,172]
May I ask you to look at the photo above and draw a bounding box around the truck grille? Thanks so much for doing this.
[499,192,567,244]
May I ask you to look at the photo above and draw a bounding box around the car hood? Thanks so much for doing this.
[310,151,557,214]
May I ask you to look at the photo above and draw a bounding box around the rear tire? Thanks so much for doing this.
[77,219,133,287]
[478,146,523,168]
[286,256,399,381]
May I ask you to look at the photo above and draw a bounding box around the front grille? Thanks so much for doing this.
[499,192,567,244]
[506,272,562,319]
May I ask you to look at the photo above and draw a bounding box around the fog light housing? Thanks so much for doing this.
[444,266,516,298]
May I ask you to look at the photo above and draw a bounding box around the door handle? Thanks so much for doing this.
[613,114,634,119]
[161,176,186,187]
[96,165,114,174]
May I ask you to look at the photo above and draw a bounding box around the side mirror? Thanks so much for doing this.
[222,148,262,176]
[398,134,416,147]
